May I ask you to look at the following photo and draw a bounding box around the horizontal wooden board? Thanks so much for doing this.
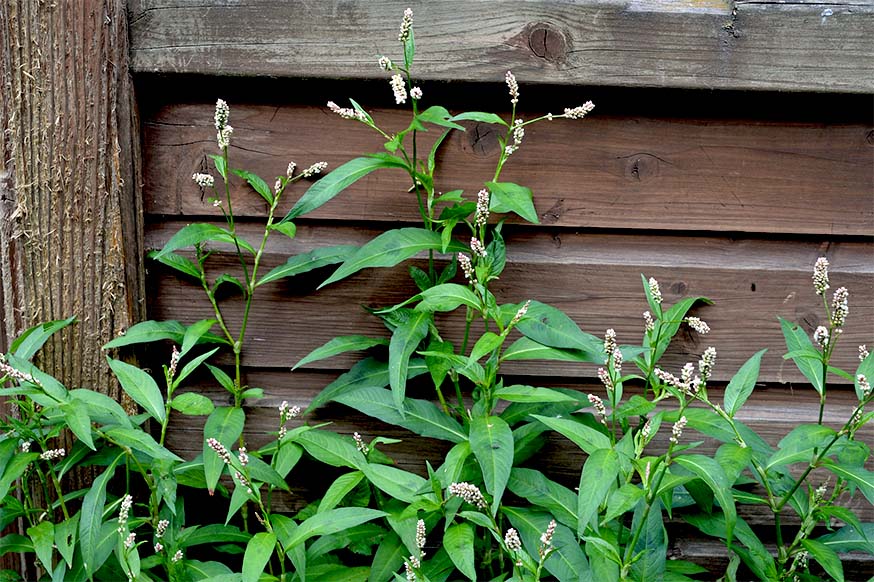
[144,222,873,384]
[163,369,873,524]
[128,0,874,93]
[142,103,874,236]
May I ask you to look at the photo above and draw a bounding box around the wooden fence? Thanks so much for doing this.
[2,0,873,577]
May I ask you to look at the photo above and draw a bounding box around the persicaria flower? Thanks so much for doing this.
[648,277,663,304]
[540,519,556,547]
[353,432,367,454]
[470,237,487,258]
[612,348,623,374]
[118,494,133,530]
[604,329,617,359]
[390,74,407,104]
[191,173,215,188]
[405,561,417,582]
[415,519,427,551]
[301,161,328,178]
[156,519,169,538]
[39,448,65,461]
[274,178,282,194]
[504,528,522,552]
[643,311,655,332]
[860,345,869,361]
[20,441,31,453]
[858,374,871,398]
[830,287,848,328]
[172,550,183,563]
[327,101,367,122]
[698,347,717,382]
[124,532,136,549]
[814,326,829,349]
[511,300,531,325]
[217,125,233,149]
[398,8,413,42]
[448,482,487,510]
[410,87,423,100]
[685,317,710,335]
[458,254,476,284]
[286,162,296,178]
[813,257,830,296]
[505,118,524,156]
[238,446,249,467]
[588,393,608,425]
[505,71,519,105]
[154,542,163,553]
[475,189,490,228]
[670,416,687,444]
[641,419,653,440]
[597,368,614,392]
[378,56,393,71]
[207,438,232,465]
[214,99,229,131]
[563,102,595,119]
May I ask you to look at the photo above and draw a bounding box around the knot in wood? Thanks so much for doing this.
[670,281,688,295]
[620,153,661,182]
[462,122,501,157]
[866,129,874,146]
[527,23,568,63]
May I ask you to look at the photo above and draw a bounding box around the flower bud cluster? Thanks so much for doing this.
[301,162,328,178]
[206,438,232,465]
[563,102,595,119]
[505,119,524,156]
[830,287,848,328]
[813,257,829,296]
[39,448,66,461]
[470,237,487,258]
[655,363,701,396]
[597,368,613,392]
[540,519,556,548]
[698,347,717,382]
[390,74,407,104]
[124,532,136,549]
[0,356,36,385]
[458,254,476,284]
[191,173,215,188]
[448,482,487,510]
[588,394,608,425]
[505,71,519,105]
[858,374,871,399]
[118,494,133,533]
[643,311,655,333]
[278,400,301,439]
[410,87,423,100]
[327,101,367,122]
[378,56,393,71]
[511,300,530,326]
[353,432,368,454]
[861,345,870,361]
[504,528,522,552]
[670,415,687,444]
[398,8,413,42]
[648,278,662,304]
[684,317,710,335]
[156,519,169,538]
[814,326,829,349]
[168,346,181,379]
[603,329,617,360]
[474,189,490,228]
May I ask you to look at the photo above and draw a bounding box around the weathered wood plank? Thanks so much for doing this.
[144,222,873,384]
[163,370,874,523]
[128,0,874,93]
[142,103,874,236]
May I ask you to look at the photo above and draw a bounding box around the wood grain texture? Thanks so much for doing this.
[144,222,873,384]
[142,103,874,236]
[127,0,874,93]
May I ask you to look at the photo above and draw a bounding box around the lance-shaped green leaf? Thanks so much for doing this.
[821,460,874,505]
[444,523,476,580]
[673,455,736,544]
[152,223,254,258]
[450,111,508,126]
[294,335,388,370]
[107,357,165,423]
[766,425,836,470]
[318,471,365,514]
[256,244,356,286]
[415,283,481,313]
[321,228,465,288]
[418,106,465,130]
[389,311,431,414]
[203,407,245,493]
[368,531,406,582]
[470,416,513,516]
[232,169,273,205]
[577,448,619,536]
[362,464,428,504]
[103,319,227,349]
[170,392,215,416]
[103,427,182,462]
[151,250,201,279]
[276,508,387,550]
[724,349,767,417]
[630,499,667,581]
[800,539,844,582]
[495,385,580,404]
[335,386,466,443]
[293,429,366,470]
[817,524,874,554]
[514,301,602,354]
[281,156,407,222]
[532,414,611,454]
[306,357,389,413]
[27,521,53,572]
[501,337,597,363]
[61,397,95,450]
[242,532,276,582]
[649,296,713,362]
[11,316,76,361]
[486,181,539,224]
[508,468,577,530]
[779,317,825,394]
[79,455,121,576]
[854,352,873,401]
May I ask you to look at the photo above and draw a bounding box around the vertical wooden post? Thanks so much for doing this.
[0,0,144,387]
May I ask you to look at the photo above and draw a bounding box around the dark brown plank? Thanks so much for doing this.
[144,222,873,384]
[128,0,874,93]
[142,103,874,236]
[163,370,873,523]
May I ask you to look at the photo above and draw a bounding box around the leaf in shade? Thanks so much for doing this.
[232,169,273,205]
[514,301,603,353]
[294,335,388,370]
[800,539,844,582]
[79,456,121,576]
[501,337,597,364]
[320,228,466,288]
[470,416,514,516]
[532,414,611,455]
[389,311,431,414]
[779,317,825,394]
[450,111,508,126]
[107,357,165,423]
[443,523,476,580]
[256,244,356,286]
[508,468,577,530]
[202,407,245,493]
[504,507,592,582]
[673,455,736,544]
[495,385,580,404]
[577,448,619,536]
[415,283,481,312]
[153,223,251,258]
[242,532,276,582]
[281,156,407,222]
[170,392,215,416]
